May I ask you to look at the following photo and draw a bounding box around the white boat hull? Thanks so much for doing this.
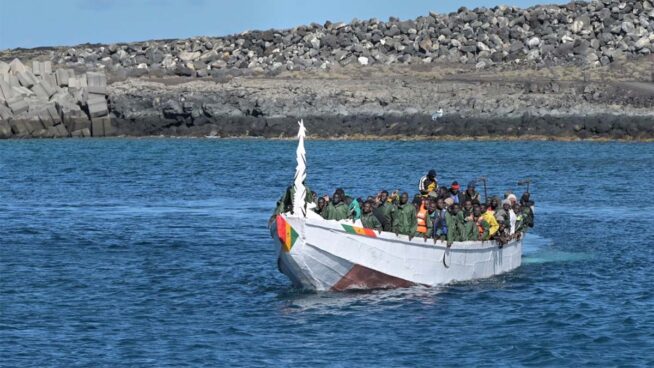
[273,214,522,291]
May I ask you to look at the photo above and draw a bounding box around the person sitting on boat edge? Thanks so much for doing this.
[392,192,417,238]
[322,192,349,221]
[419,169,438,196]
[361,201,383,232]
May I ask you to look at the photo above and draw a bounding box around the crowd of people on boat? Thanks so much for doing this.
[274,169,534,245]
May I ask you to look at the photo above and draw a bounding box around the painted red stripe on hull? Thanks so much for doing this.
[331,264,415,291]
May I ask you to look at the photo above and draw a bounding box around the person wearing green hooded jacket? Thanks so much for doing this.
[392,192,417,236]
[360,201,382,231]
[274,183,313,215]
[322,192,349,221]
[445,203,467,245]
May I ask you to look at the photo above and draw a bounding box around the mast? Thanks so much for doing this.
[292,120,307,217]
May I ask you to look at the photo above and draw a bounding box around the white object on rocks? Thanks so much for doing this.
[527,37,541,48]
[357,56,369,65]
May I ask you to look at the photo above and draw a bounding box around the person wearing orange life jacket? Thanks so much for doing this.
[415,198,433,237]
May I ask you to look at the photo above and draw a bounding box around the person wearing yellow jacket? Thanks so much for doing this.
[480,204,500,237]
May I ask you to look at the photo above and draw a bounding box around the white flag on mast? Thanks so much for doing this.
[292,120,307,217]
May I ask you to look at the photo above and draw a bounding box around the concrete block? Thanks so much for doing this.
[87,92,105,104]
[0,79,13,100]
[0,61,9,76]
[55,69,74,86]
[7,75,20,88]
[55,99,84,125]
[91,116,105,136]
[54,122,69,137]
[86,71,107,87]
[0,104,13,120]
[10,120,30,136]
[42,74,57,89]
[88,99,108,117]
[9,58,27,74]
[17,71,36,88]
[32,82,49,100]
[32,61,41,76]
[26,120,45,134]
[69,119,90,132]
[0,120,12,138]
[33,61,52,76]
[87,84,106,95]
[12,86,34,97]
[38,109,53,127]
[71,128,91,138]
[40,78,56,98]
[47,105,61,125]
[7,97,28,114]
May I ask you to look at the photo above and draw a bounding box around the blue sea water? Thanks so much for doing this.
[1,138,653,367]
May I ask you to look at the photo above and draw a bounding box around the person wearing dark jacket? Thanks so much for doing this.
[463,181,481,204]
[448,181,465,205]
[432,198,448,240]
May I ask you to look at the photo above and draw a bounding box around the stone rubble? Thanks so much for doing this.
[3,0,651,77]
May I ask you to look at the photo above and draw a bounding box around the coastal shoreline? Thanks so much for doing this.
[1,0,653,141]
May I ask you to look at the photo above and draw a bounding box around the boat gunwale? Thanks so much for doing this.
[294,215,521,252]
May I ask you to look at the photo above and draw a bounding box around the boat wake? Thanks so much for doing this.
[521,233,592,264]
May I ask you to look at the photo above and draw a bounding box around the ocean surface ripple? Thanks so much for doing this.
[1,139,653,367]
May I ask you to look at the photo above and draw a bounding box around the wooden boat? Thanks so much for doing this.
[272,121,523,291]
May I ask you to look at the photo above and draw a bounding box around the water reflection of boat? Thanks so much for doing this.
[271,121,522,291]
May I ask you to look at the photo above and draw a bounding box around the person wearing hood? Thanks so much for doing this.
[392,192,417,237]
[374,190,396,232]
[274,182,314,215]
[449,181,465,205]
[323,192,349,221]
[445,203,467,245]
[419,169,438,196]
[463,181,481,204]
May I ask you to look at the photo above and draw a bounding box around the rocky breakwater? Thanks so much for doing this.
[0,0,653,140]
[11,0,654,75]
[0,59,113,138]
